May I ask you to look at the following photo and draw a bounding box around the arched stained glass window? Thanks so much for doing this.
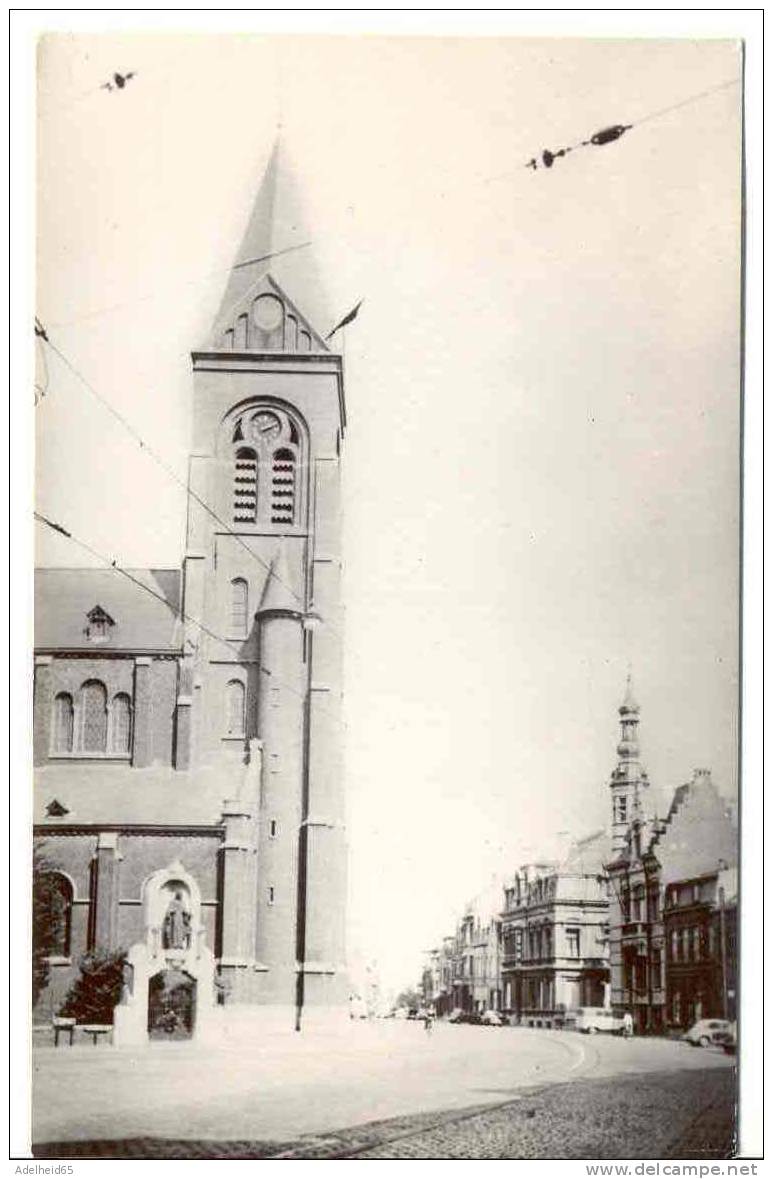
[225,679,245,737]
[233,447,258,523]
[230,578,248,636]
[81,680,108,753]
[110,693,132,755]
[52,693,74,754]
[271,448,296,525]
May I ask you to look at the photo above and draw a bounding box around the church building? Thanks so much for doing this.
[32,144,349,1039]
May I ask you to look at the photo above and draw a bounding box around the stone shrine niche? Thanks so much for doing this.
[113,860,219,1047]
[143,863,203,960]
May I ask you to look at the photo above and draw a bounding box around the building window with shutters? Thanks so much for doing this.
[52,692,74,753]
[229,578,249,637]
[110,693,132,755]
[80,680,108,753]
[566,927,580,958]
[225,679,246,738]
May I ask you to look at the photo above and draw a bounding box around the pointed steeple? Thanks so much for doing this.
[208,140,330,352]
[256,541,303,617]
[620,670,639,714]
[610,673,650,855]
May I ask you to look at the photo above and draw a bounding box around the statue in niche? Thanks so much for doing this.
[162,890,192,951]
[121,960,134,1002]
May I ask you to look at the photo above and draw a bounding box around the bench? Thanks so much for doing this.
[52,1017,76,1047]
[80,1024,112,1046]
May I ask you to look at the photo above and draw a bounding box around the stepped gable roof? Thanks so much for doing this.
[654,770,738,886]
[34,567,182,652]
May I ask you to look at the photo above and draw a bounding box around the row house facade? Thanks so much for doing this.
[422,680,738,1035]
[422,885,502,1016]
[663,864,737,1027]
[500,834,610,1027]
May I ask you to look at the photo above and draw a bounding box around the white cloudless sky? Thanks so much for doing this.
[33,29,742,995]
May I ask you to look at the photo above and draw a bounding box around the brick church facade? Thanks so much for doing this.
[32,144,349,1037]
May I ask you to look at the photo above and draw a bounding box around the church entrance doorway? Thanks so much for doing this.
[148,969,196,1040]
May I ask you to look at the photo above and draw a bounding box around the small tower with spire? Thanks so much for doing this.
[609,674,651,855]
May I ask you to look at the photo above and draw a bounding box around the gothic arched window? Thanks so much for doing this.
[225,679,245,737]
[52,692,74,754]
[233,447,258,523]
[110,693,132,755]
[35,872,73,959]
[229,578,248,636]
[81,680,108,753]
[271,448,296,525]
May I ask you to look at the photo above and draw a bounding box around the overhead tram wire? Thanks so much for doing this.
[40,74,740,336]
[33,511,342,729]
[484,74,741,182]
[44,240,313,332]
[35,327,343,642]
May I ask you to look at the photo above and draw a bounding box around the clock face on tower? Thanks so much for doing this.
[250,411,281,442]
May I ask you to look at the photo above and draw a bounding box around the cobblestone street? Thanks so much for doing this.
[32,1022,736,1159]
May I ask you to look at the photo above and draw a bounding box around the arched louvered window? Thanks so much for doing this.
[285,314,298,350]
[271,448,296,525]
[52,693,74,754]
[299,328,311,352]
[227,407,305,529]
[225,679,246,737]
[110,693,132,755]
[81,680,108,753]
[233,447,258,524]
[230,578,248,636]
[35,872,73,959]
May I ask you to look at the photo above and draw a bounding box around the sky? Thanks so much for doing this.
[32,29,743,996]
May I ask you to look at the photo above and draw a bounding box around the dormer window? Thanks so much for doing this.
[84,605,115,643]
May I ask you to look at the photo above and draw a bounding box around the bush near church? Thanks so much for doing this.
[59,949,127,1025]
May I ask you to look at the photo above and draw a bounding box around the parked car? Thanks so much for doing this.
[717,1022,737,1054]
[684,1018,733,1048]
[481,1009,503,1026]
[574,1007,626,1035]
[447,1008,464,1023]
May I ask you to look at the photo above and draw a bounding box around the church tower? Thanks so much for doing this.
[182,143,348,1027]
[609,676,650,855]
